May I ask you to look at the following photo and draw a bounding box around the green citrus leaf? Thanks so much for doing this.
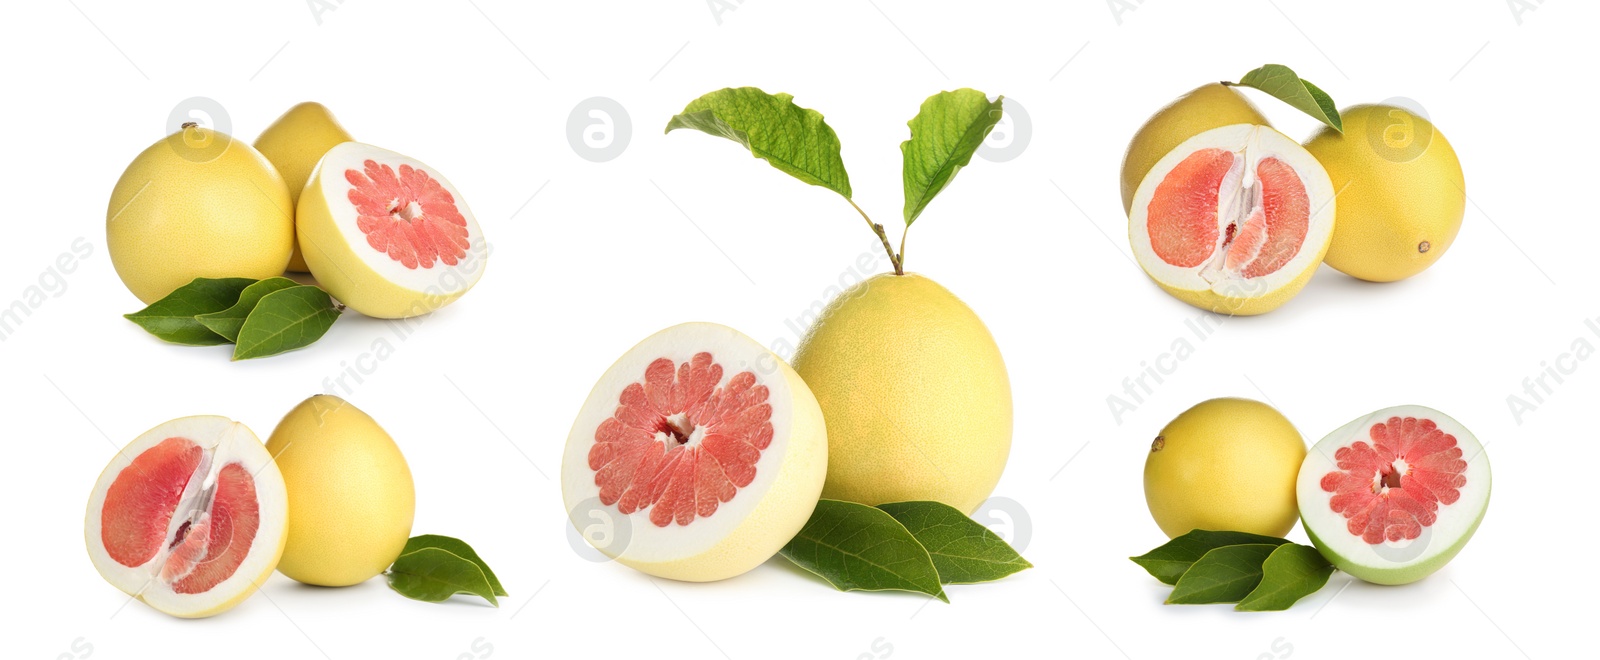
[780,499,948,602]
[401,535,506,597]
[1166,543,1279,605]
[875,500,1031,584]
[386,546,499,606]
[901,89,1003,226]
[194,277,300,342]
[231,285,339,360]
[1233,64,1343,132]
[124,277,258,346]
[1131,530,1291,585]
[1235,543,1335,611]
[665,87,853,199]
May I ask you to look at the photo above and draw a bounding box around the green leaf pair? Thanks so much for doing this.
[665,87,1004,274]
[386,535,507,607]
[779,499,1032,603]
[124,277,340,359]
[1130,530,1334,611]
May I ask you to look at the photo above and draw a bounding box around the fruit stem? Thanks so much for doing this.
[897,225,910,274]
[848,199,904,275]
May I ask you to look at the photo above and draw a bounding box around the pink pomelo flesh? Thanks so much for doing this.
[102,437,199,567]
[588,352,775,528]
[1145,149,1310,277]
[1319,416,1468,545]
[345,159,471,270]
[101,436,262,593]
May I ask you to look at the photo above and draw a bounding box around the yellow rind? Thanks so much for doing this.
[106,128,293,303]
[1144,398,1306,539]
[266,395,415,587]
[792,273,1012,514]
[254,102,355,273]
[1304,105,1465,282]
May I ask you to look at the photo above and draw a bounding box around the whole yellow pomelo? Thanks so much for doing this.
[791,273,1011,513]
[1121,83,1268,214]
[1304,105,1464,282]
[254,102,354,273]
[1144,398,1305,538]
[107,125,293,303]
[265,395,415,587]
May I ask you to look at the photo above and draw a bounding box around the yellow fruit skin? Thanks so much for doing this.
[792,273,1011,514]
[1121,83,1268,214]
[1304,105,1464,282]
[107,127,293,304]
[1144,398,1306,538]
[254,102,354,273]
[265,395,415,587]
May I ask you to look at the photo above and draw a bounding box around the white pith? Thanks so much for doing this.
[306,142,486,295]
[1297,405,1491,573]
[561,323,798,564]
[1129,124,1336,298]
[85,416,287,617]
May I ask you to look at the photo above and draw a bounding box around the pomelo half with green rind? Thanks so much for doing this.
[1298,405,1490,585]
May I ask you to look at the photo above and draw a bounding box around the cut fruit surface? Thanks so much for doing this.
[1128,124,1335,315]
[1298,405,1490,585]
[85,416,287,618]
[1120,83,1269,214]
[297,142,487,318]
[562,322,827,582]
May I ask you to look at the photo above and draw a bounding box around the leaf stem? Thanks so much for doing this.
[848,198,903,275]
[897,225,909,274]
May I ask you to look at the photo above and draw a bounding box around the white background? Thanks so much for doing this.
[2,1,1590,658]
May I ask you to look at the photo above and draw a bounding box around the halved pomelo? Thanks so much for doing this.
[297,142,487,318]
[1298,405,1490,585]
[561,322,827,581]
[1128,124,1336,315]
[85,416,288,617]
